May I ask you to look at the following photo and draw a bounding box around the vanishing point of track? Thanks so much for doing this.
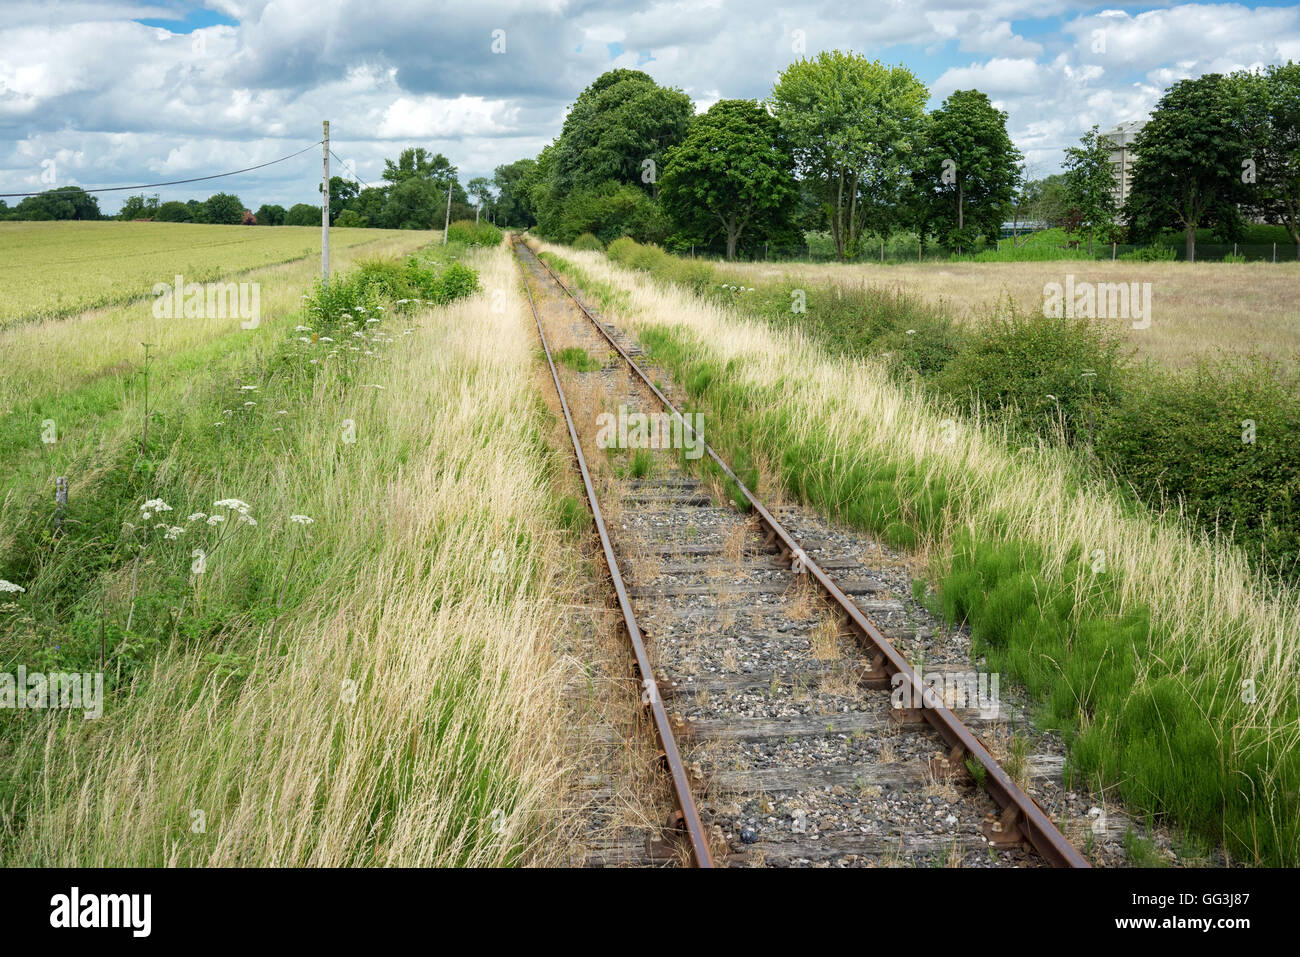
[512,236,1087,869]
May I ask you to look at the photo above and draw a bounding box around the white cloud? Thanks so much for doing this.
[5,0,1300,212]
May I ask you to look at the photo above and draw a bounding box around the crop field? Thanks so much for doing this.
[0,221,421,327]
[725,258,1300,371]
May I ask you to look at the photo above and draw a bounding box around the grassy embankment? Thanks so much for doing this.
[1,237,582,865]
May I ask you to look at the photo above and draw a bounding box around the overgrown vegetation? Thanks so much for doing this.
[445,219,504,247]
[538,240,1300,866]
[604,237,1300,582]
[0,244,573,867]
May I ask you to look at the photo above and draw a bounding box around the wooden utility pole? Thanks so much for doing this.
[321,120,330,283]
[443,184,452,244]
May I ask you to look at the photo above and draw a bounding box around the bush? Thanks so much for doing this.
[312,255,480,329]
[932,307,1127,443]
[572,232,604,251]
[1096,358,1300,579]
[334,209,368,228]
[445,220,503,247]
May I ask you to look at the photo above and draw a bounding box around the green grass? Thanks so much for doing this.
[0,220,423,327]
[554,346,601,372]
[0,245,507,864]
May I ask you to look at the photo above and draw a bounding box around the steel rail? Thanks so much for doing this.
[518,239,1088,869]
[511,241,713,868]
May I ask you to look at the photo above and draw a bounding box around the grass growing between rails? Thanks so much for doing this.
[0,244,579,865]
[535,239,1300,866]
[603,238,1300,585]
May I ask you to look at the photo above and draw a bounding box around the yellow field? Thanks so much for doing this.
[0,220,429,327]
[726,258,1300,370]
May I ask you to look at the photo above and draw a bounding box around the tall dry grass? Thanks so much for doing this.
[723,258,1300,370]
[5,246,574,866]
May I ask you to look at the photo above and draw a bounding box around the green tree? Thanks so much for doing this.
[185,199,208,223]
[466,176,493,222]
[13,187,101,221]
[118,193,159,220]
[156,200,192,222]
[770,52,928,260]
[283,203,320,226]
[1125,73,1249,262]
[1256,62,1300,258]
[381,178,444,230]
[552,69,694,197]
[204,192,245,225]
[382,148,455,187]
[320,175,359,223]
[912,89,1022,252]
[253,203,285,226]
[334,208,367,227]
[352,187,387,227]
[660,99,798,258]
[1063,126,1118,253]
[492,158,537,227]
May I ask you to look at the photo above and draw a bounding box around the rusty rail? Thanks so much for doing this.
[512,241,713,868]
[517,238,1088,869]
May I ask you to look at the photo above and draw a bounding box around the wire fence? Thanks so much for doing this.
[674,239,1300,264]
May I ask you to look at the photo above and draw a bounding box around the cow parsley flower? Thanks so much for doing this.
[0,580,25,593]
[289,514,314,525]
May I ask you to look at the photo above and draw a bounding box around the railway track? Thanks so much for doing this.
[514,237,1088,869]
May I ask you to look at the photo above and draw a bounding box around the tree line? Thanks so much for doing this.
[484,55,1300,262]
[5,56,1295,261]
[0,147,492,230]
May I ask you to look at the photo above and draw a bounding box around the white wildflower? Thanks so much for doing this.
[188,513,206,522]
[207,514,225,525]
[0,580,25,594]
[290,514,315,525]
[213,498,252,515]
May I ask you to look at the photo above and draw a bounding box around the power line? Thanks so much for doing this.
[329,149,377,191]
[0,141,324,198]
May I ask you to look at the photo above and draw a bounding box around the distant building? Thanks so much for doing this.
[1099,120,1146,208]
[1000,220,1049,238]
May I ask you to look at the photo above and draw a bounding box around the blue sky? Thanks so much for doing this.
[3,1,1297,212]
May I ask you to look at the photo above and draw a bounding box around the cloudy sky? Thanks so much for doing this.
[2,0,1298,213]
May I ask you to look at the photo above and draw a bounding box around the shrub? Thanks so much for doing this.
[932,307,1127,443]
[334,209,368,228]
[1096,357,1300,580]
[445,220,503,247]
[572,232,604,251]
